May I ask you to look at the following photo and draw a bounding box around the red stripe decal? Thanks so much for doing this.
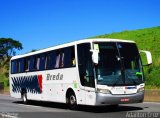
[38,75,42,93]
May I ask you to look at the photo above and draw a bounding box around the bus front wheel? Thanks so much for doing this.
[67,92,77,110]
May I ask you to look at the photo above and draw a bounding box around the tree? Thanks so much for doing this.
[0,38,23,67]
[30,49,37,52]
[0,38,23,57]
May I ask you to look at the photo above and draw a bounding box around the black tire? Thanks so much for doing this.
[21,92,28,104]
[109,104,119,109]
[67,92,78,110]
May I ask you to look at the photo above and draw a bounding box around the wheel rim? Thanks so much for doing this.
[70,95,76,105]
[22,94,26,102]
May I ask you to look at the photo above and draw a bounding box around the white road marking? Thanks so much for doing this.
[144,102,160,104]
[17,104,41,108]
[0,113,19,118]
[15,103,75,112]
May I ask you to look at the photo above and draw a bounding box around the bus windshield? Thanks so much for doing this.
[95,42,143,86]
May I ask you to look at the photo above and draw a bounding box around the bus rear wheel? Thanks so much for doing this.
[67,92,77,110]
[21,92,28,104]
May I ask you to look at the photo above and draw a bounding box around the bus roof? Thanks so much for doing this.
[11,38,135,60]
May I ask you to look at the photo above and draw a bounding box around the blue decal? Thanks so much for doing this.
[12,75,41,94]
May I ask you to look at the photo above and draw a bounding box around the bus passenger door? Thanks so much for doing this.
[77,43,96,105]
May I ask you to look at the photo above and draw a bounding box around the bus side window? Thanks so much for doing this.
[24,57,30,72]
[39,54,45,70]
[20,58,24,73]
[71,47,76,66]
[45,53,51,70]
[37,56,40,70]
[50,51,56,69]
[11,60,16,74]
[54,51,60,68]
[63,46,75,68]
[60,50,64,68]
[44,54,47,69]
[16,59,21,73]
[33,55,40,71]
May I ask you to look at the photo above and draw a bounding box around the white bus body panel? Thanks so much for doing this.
[10,68,82,103]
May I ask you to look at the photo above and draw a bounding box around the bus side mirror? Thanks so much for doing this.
[140,50,152,66]
[90,49,99,64]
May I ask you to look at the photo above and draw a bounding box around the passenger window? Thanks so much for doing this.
[60,50,64,68]
[24,57,30,72]
[16,60,21,73]
[39,54,45,70]
[19,59,24,73]
[55,50,61,68]
[63,46,75,67]
[54,46,75,68]
[33,55,40,70]
[45,53,51,70]
[11,60,17,74]
[54,50,64,68]
[71,47,76,66]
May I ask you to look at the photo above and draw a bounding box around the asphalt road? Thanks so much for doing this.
[0,94,160,118]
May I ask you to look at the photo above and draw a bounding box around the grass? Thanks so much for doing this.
[4,86,9,92]
[145,85,160,90]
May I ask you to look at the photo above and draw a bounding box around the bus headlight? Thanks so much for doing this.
[137,87,144,93]
[97,88,111,94]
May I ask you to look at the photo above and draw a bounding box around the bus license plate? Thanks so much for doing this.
[120,98,129,102]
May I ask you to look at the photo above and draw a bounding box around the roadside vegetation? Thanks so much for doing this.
[0,38,23,89]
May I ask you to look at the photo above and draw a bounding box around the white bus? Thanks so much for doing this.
[9,38,152,109]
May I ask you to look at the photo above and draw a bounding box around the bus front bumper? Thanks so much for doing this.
[95,92,144,105]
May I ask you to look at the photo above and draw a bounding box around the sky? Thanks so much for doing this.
[0,0,160,54]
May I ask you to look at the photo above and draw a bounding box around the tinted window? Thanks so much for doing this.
[11,60,16,74]
[16,59,21,73]
[24,57,30,72]
[39,54,46,70]
[19,59,24,73]
[54,46,75,69]
[77,43,95,87]
[64,46,75,68]
[44,52,56,69]
[11,46,75,73]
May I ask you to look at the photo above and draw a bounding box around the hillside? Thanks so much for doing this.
[92,26,160,87]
